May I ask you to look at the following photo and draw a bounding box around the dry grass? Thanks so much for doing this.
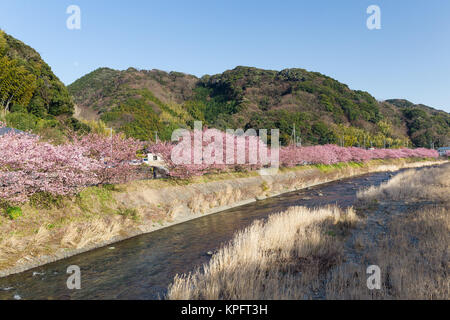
[0,186,141,273]
[325,205,449,299]
[336,162,450,299]
[167,205,359,300]
[168,163,449,300]
[357,163,450,203]
[0,213,135,270]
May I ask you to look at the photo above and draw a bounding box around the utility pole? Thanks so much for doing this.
[155,131,159,143]
[292,123,296,147]
[109,128,113,161]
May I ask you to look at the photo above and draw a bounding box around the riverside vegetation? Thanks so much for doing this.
[167,163,449,300]
[0,157,445,277]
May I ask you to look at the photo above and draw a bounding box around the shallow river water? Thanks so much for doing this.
[0,170,398,300]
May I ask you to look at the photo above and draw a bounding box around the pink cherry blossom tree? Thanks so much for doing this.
[72,132,143,184]
[0,124,142,203]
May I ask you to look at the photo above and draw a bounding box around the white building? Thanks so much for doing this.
[143,153,166,166]
[437,147,450,156]
[0,127,25,136]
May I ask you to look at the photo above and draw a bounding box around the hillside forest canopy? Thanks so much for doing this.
[0,31,448,148]
[0,30,88,142]
[69,66,450,148]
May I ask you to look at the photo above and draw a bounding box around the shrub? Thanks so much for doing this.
[117,208,139,220]
[29,192,64,209]
[6,206,22,220]
[5,112,37,131]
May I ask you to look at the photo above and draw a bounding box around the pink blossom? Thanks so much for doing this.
[0,131,142,203]
[149,129,438,178]
[0,124,439,202]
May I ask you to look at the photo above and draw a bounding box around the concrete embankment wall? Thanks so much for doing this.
[118,159,444,224]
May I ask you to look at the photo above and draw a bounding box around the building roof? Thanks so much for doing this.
[0,127,25,136]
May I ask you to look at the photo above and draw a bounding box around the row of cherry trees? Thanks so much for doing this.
[0,122,142,202]
[0,123,439,202]
[148,128,439,178]
[279,144,438,167]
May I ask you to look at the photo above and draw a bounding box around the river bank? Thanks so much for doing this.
[167,163,449,299]
[0,158,446,278]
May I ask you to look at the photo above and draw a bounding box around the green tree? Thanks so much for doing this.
[0,56,37,113]
[312,122,338,145]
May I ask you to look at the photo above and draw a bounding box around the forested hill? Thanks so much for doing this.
[0,31,86,141]
[385,99,450,148]
[1,31,447,147]
[68,67,198,141]
[69,66,450,148]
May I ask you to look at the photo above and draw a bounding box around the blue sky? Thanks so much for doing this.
[1,0,449,112]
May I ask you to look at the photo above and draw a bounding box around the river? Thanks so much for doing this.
[0,170,396,300]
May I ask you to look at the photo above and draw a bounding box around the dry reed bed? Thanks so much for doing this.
[341,162,450,299]
[324,205,449,299]
[357,162,450,203]
[167,206,359,299]
[168,163,450,300]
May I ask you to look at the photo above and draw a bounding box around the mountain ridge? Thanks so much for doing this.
[2,31,448,148]
[69,66,450,147]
